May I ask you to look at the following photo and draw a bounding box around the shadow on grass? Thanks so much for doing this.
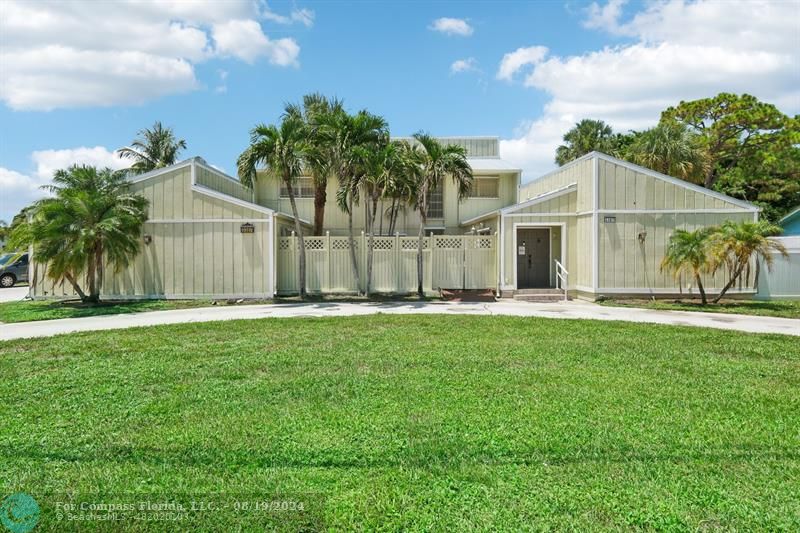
[3,443,798,469]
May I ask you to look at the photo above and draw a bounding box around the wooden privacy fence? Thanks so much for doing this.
[277,233,497,295]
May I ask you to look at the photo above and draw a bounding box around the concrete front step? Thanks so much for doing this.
[514,294,567,302]
[515,288,563,295]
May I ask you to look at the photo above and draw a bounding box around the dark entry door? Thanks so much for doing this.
[516,229,550,288]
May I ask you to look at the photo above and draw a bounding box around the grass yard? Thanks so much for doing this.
[0,298,272,324]
[600,298,800,319]
[1,315,799,531]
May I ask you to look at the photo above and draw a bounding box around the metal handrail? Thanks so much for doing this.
[554,259,568,301]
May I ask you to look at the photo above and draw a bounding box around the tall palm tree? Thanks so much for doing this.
[354,141,407,294]
[384,140,421,236]
[624,122,707,183]
[238,115,309,298]
[660,228,714,304]
[708,219,787,303]
[324,110,388,293]
[23,166,148,303]
[410,133,473,296]
[285,94,344,235]
[118,121,187,174]
[555,119,617,166]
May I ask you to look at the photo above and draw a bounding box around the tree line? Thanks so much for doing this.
[555,93,800,223]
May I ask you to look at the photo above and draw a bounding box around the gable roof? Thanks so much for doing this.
[520,151,759,212]
[592,152,759,211]
[779,206,800,225]
[126,157,276,216]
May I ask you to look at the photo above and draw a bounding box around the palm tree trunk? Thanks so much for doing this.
[92,245,103,302]
[86,248,98,304]
[388,198,397,235]
[366,195,374,296]
[286,180,306,299]
[346,192,361,295]
[753,258,761,292]
[379,198,385,236]
[313,183,326,236]
[416,211,426,297]
[694,273,707,305]
[416,185,428,297]
[64,271,88,302]
[713,264,745,304]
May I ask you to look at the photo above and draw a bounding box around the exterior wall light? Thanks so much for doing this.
[143,234,153,245]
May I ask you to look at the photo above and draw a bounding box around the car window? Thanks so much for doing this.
[0,253,13,266]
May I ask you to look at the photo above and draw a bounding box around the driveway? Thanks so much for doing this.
[1,299,798,341]
[0,286,29,303]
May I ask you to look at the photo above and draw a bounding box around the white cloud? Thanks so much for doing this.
[31,147,128,181]
[429,17,474,37]
[496,46,548,81]
[0,0,304,110]
[1,147,129,221]
[213,19,299,65]
[583,0,629,32]
[450,58,478,74]
[500,0,800,181]
[262,4,315,27]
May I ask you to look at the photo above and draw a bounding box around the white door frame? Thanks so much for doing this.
[512,222,567,290]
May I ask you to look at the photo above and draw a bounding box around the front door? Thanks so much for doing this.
[516,229,550,289]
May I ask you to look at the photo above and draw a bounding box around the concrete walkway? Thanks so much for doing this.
[1,300,798,341]
[0,286,29,303]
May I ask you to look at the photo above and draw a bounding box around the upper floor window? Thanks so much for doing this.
[468,177,499,198]
[426,183,444,218]
[280,177,315,198]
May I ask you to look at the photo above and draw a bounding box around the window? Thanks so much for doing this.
[468,177,499,198]
[426,183,444,218]
[280,177,315,198]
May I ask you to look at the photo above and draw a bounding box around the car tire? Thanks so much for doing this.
[0,273,15,288]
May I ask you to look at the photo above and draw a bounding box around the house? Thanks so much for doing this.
[28,138,761,301]
[779,206,800,235]
[255,137,521,236]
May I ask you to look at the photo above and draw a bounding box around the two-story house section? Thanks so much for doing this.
[254,137,521,236]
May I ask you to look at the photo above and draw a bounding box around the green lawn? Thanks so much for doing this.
[600,298,800,319]
[0,298,272,324]
[2,316,798,531]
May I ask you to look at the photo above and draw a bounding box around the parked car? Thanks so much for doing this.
[0,252,28,288]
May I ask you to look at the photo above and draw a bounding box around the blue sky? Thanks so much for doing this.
[1,0,798,222]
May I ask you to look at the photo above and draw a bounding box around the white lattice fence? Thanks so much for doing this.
[276,233,495,295]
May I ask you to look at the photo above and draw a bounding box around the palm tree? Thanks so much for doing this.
[555,119,618,165]
[707,220,787,303]
[660,228,714,304]
[410,133,473,296]
[324,110,388,293]
[384,140,421,236]
[23,166,148,303]
[624,122,707,183]
[118,121,187,174]
[238,115,309,298]
[285,94,344,235]
[354,141,407,294]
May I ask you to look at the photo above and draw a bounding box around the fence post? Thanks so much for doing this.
[291,231,298,294]
[427,232,435,294]
[325,231,331,293]
[494,231,499,295]
[462,235,468,290]
[394,232,400,294]
[361,230,367,294]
